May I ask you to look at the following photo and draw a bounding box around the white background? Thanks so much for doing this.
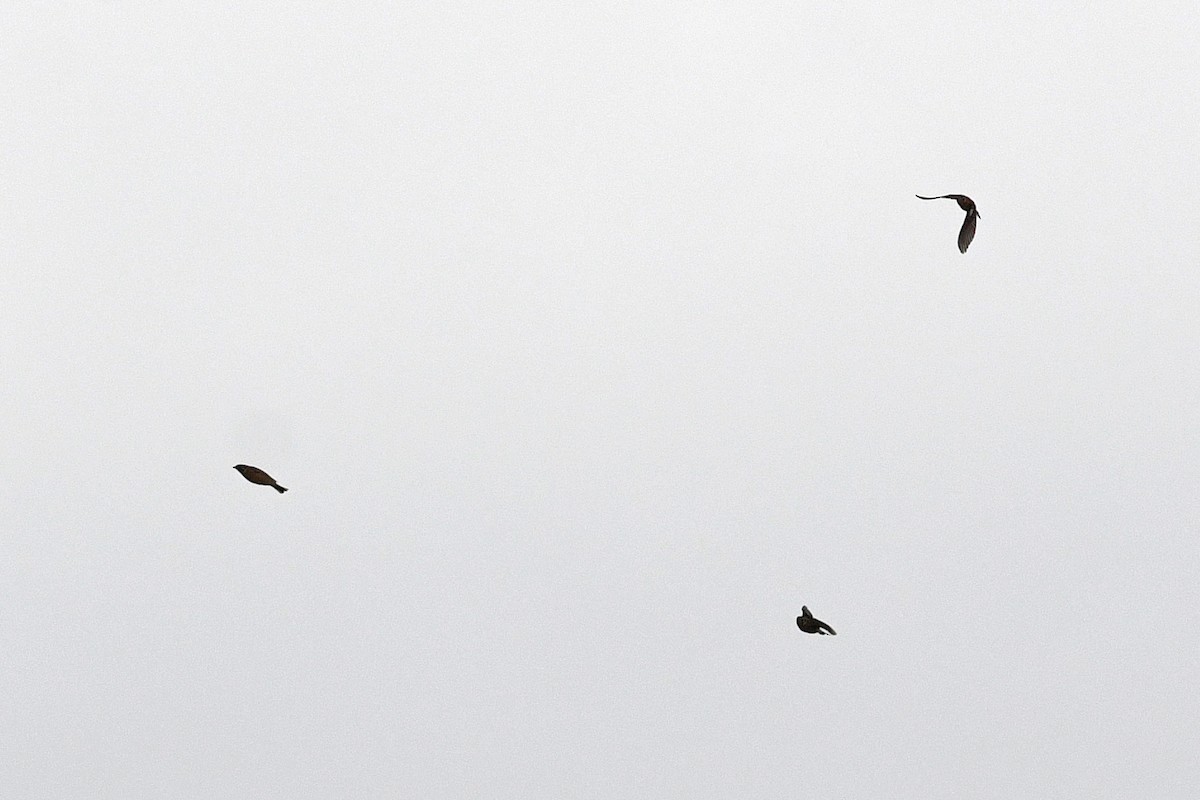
[3,3,1199,797]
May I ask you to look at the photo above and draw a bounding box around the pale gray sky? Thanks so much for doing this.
[3,3,1200,797]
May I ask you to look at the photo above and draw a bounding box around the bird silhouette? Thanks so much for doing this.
[916,194,979,253]
[796,606,836,635]
[234,464,288,493]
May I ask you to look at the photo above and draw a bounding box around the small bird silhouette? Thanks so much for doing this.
[234,464,288,493]
[796,606,836,635]
[916,194,979,253]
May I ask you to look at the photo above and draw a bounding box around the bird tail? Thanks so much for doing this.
[274,485,288,494]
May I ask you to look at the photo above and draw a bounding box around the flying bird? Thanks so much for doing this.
[916,194,979,253]
[234,464,288,493]
[796,606,836,636]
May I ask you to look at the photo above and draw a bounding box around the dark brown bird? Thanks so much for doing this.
[234,464,288,493]
[796,606,836,636]
[916,194,979,253]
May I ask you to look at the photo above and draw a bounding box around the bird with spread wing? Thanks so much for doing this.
[916,194,979,253]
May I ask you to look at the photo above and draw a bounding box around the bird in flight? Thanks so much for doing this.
[916,194,979,253]
[234,464,288,493]
[796,606,836,636]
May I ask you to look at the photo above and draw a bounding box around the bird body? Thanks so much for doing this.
[234,464,288,493]
[796,605,836,635]
[916,193,979,253]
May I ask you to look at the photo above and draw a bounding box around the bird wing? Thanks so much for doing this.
[817,621,836,635]
[917,193,972,203]
[801,606,812,618]
[958,210,977,253]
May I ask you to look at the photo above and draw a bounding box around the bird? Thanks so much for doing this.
[796,606,836,635]
[916,194,979,253]
[234,464,288,493]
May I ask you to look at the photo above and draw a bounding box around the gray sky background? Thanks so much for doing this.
[3,3,1199,797]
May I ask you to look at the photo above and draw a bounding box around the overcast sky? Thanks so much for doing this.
[3,3,1200,798]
